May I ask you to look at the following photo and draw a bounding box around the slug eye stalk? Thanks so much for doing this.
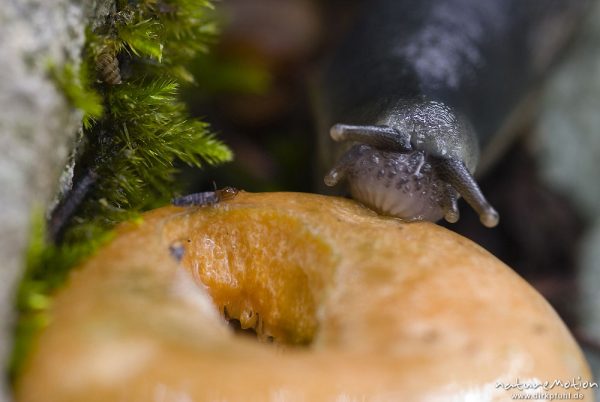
[330,124,412,151]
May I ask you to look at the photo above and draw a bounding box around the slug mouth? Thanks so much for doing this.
[325,145,452,223]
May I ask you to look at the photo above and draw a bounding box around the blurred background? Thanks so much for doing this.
[178,0,600,383]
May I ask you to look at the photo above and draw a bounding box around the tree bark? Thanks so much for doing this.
[0,1,113,400]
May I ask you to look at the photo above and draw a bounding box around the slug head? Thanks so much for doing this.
[324,124,499,228]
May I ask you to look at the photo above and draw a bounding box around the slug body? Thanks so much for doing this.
[318,0,589,227]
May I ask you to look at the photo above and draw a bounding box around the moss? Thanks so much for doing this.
[49,62,104,129]
[69,0,231,234]
[10,211,113,379]
[12,0,231,379]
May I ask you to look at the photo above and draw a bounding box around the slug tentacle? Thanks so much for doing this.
[442,188,460,224]
[330,124,412,151]
[324,144,368,187]
[434,158,499,228]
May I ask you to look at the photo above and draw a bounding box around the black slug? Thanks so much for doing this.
[316,0,589,227]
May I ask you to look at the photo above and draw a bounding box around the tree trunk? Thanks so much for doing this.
[0,1,112,400]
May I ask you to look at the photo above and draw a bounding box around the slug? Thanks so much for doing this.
[316,0,590,228]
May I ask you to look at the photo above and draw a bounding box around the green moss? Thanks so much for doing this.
[11,0,231,379]
[69,0,231,232]
[49,62,104,129]
[10,211,113,378]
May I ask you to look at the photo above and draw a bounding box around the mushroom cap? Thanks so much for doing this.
[17,192,593,402]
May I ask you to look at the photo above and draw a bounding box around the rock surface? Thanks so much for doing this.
[0,1,112,401]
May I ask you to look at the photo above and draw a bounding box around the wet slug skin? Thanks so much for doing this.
[317,0,590,228]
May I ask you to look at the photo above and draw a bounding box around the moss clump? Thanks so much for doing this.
[12,0,231,379]
[49,62,104,129]
[10,212,113,380]
[68,0,231,238]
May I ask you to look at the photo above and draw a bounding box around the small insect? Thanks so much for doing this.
[171,186,239,207]
[96,45,122,85]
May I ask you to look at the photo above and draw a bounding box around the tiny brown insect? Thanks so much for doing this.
[96,46,122,85]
